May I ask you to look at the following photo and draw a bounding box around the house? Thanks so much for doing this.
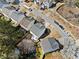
[0,0,7,4]
[19,0,23,3]
[30,22,46,40]
[34,0,41,4]
[43,0,56,8]
[10,10,25,24]
[20,16,35,31]
[0,0,10,11]
[1,5,16,18]
[14,0,20,4]
[19,0,25,3]
[6,0,19,3]
[34,0,57,8]
[6,0,15,3]
[1,0,20,4]
[40,37,60,55]
[17,38,36,54]
[0,3,4,10]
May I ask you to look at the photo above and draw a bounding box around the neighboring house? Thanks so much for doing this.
[34,0,56,8]
[19,0,25,3]
[20,16,35,31]
[0,3,5,11]
[1,5,16,18]
[34,0,40,4]
[0,0,8,4]
[40,37,60,55]
[17,38,36,54]
[0,0,10,11]
[6,0,20,4]
[6,0,15,3]
[10,10,25,24]
[30,22,46,40]
[43,0,56,8]
[14,0,20,4]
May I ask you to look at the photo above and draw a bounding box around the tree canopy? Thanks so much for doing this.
[75,0,79,7]
[0,16,25,59]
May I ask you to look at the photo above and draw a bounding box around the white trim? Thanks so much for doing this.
[30,31,38,39]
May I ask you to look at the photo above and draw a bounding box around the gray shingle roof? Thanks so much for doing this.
[10,11,25,23]
[20,17,35,31]
[30,22,46,39]
[6,0,15,3]
[0,0,10,10]
[0,3,4,9]
[17,39,35,54]
[0,0,8,4]
[2,5,15,17]
[40,38,59,54]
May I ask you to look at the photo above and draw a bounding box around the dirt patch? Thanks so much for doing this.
[57,5,79,26]
[45,52,63,59]
[57,5,79,39]
[46,24,62,39]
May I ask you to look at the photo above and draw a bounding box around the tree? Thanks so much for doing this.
[0,16,25,59]
[75,0,79,7]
